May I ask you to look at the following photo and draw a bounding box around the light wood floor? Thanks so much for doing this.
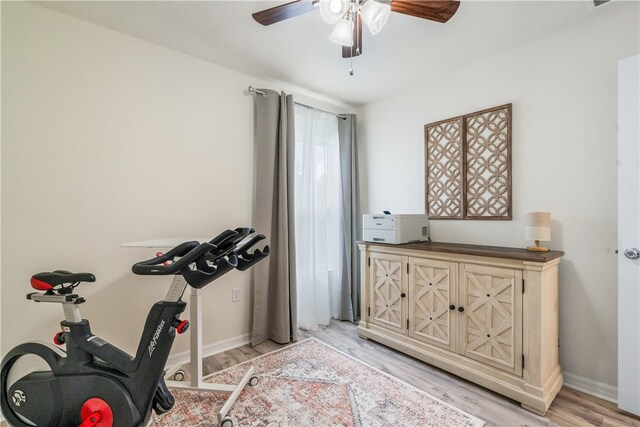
[191,320,639,427]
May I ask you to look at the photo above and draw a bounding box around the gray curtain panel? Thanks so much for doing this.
[337,114,360,322]
[251,89,297,345]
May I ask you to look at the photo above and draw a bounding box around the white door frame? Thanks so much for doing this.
[617,54,640,416]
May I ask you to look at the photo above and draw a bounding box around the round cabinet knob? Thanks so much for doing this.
[400,293,406,298]
[458,306,465,313]
[624,248,640,260]
[449,304,455,310]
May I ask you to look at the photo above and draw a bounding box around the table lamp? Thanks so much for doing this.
[525,212,551,252]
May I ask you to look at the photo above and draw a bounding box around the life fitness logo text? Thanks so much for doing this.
[148,320,166,358]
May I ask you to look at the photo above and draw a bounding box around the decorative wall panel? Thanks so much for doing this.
[425,117,464,219]
[465,106,512,219]
[424,104,512,220]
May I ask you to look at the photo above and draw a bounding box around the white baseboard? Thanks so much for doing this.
[563,371,618,404]
[165,332,252,369]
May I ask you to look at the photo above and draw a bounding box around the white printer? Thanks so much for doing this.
[363,214,429,244]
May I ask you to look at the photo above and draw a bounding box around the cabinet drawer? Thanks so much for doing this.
[363,215,396,230]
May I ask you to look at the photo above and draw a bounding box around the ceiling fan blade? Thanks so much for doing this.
[342,14,363,58]
[252,0,318,26]
[390,0,460,23]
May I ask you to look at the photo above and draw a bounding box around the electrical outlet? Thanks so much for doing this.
[232,287,240,302]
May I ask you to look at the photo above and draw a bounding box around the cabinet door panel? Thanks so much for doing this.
[460,264,522,376]
[370,253,405,333]
[409,258,457,351]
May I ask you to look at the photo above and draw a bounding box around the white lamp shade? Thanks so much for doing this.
[524,212,551,241]
[329,19,354,46]
[360,0,391,35]
[319,0,349,24]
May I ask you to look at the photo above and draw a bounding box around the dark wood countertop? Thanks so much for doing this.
[358,241,564,263]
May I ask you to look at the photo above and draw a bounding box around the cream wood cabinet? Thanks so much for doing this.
[359,242,564,415]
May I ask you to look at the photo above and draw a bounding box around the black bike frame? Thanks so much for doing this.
[22,276,190,420]
[62,299,186,418]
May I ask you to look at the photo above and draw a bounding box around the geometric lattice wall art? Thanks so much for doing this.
[425,117,464,219]
[425,104,512,220]
[465,105,512,219]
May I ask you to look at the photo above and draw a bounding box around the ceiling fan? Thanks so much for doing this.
[252,0,460,59]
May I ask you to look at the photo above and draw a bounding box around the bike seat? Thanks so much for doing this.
[31,271,96,291]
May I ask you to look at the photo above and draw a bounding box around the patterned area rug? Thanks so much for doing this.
[149,338,485,426]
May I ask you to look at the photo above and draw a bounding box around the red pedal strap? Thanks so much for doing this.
[79,398,113,427]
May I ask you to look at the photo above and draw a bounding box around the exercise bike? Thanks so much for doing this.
[0,228,270,427]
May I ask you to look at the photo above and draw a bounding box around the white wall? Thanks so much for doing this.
[1,2,349,360]
[358,3,639,390]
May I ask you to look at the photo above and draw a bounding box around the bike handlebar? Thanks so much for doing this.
[131,241,215,276]
[131,228,270,288]
[208,228,249,247]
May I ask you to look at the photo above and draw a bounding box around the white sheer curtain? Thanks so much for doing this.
[294,105,344,331]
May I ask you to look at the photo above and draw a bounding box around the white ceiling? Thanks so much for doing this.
[37,1,627,106]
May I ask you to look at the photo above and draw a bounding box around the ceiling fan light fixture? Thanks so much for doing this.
[360,0,391,35]
[319,0,349,24]
[329,18,354,46]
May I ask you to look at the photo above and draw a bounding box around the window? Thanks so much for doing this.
[294,105,343,331]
